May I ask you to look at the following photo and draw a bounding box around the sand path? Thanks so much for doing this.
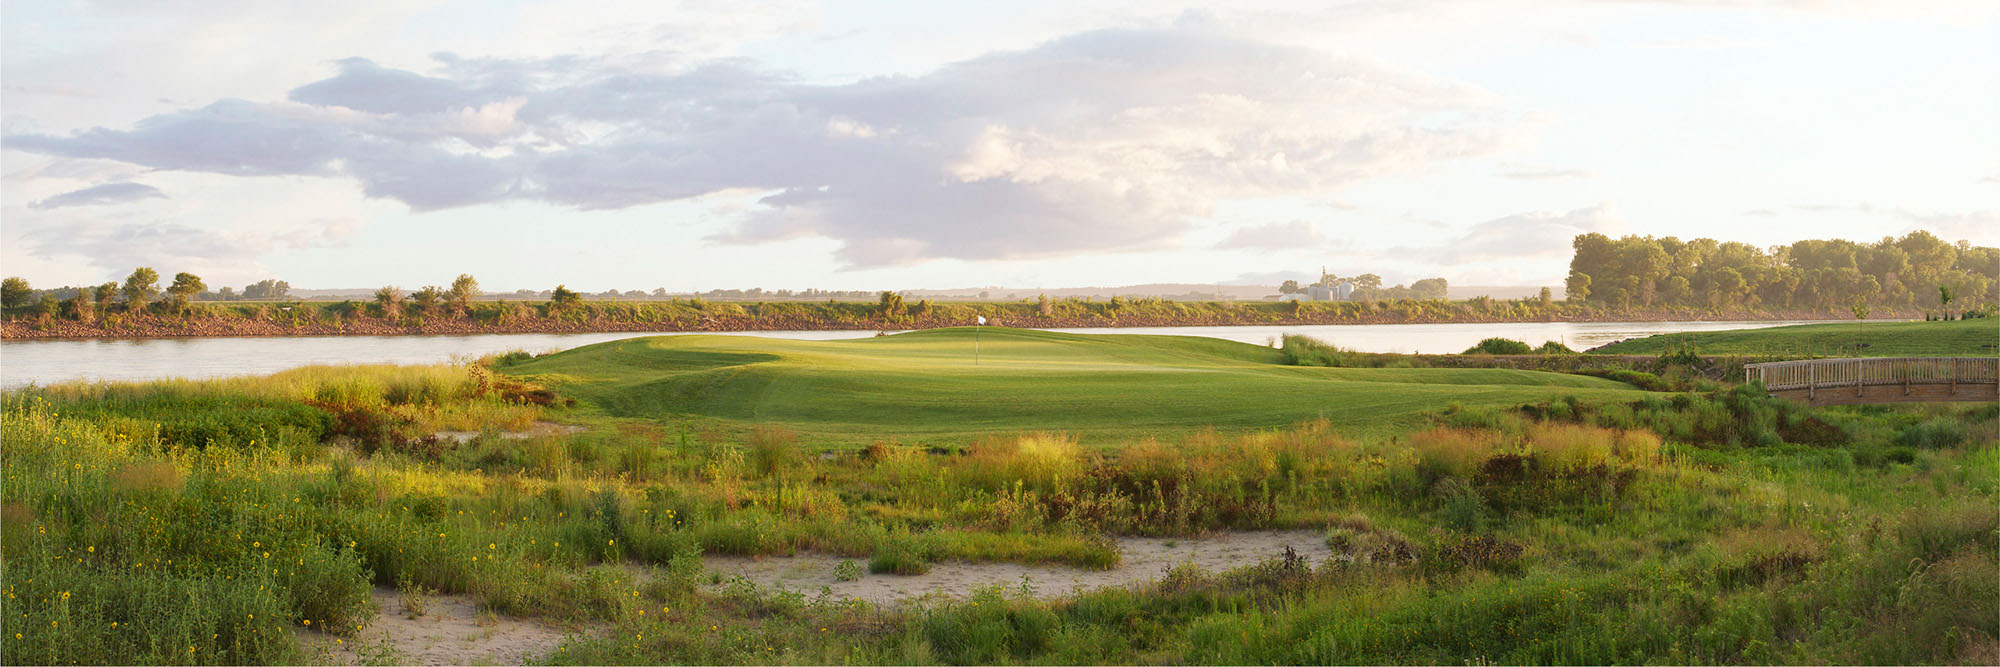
[298,587,575,666]
[703,529,1334,605]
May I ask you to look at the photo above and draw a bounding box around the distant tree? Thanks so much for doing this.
[34,295,59,319]
[1,277,32,314]
[1279,280,1303,295]
[216,286,237,301]
[165,272,206,313]
[92,283,118,314]
[1565,272,1592,302]
[878,291,905,318]
[549,285,582,313]
[1036,293,1054,316]
[1354,274,1383,291]
[412,286,445,315]
[63,290,95,324]
[1410,278,1448,300]
[1538,286,1554,308]
[446,274,480,313]
[651,288,668,298]
[374,286,404,321]
[243,279,290,300]
[121,268,160,312]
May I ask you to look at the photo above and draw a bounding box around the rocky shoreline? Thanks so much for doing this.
[0,307,1886,341]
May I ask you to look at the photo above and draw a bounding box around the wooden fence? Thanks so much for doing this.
[1745,357,2000,406]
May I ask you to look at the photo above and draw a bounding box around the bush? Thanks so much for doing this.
[1280,334,1350,367]
[1463,338,1532,355]
[1897,417,1969,449]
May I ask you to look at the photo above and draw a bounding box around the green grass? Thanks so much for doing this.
[504,327,1643,445]
[1592,318,1998,357]
[5,335,1996,665]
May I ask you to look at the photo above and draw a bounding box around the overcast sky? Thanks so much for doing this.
[3,0,1995,292]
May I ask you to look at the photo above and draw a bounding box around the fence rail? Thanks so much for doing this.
[1745,357,1999,404]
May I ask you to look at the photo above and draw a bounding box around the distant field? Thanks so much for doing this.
[506,327,1643,445]
[1591,318,1998,358]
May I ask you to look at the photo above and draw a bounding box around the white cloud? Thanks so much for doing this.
[6,26,1520,267]
[1498,163,1593,180]
[13,218,354,286]
[1216,220,1330,250]
[1391,204,1623,265]
[28,181,166,209]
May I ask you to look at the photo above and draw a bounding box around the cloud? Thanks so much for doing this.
[1229,269,1316,285]
[5,26,1519,267]
[1216,220,1333,250]
[14,219,353,283]
[1498,163,1592,180]
[28,182,167,209]
[1391,204,1623,265]
[1742,208,1777,216]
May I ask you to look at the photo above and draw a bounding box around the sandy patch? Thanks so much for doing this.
[298,587,574,666]
[433,421,585,444]
[703,530,1335,606]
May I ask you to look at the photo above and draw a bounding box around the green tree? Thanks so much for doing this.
[549,285,582,314]
[92,283,119,314]
[121,268,160,312]
[878,291,906,319]
[448,274,480,314]
[1538,286,1554,308]
[243,279,290,300]
[1,277,32,314]
[1410,277,1448,300]
[412,286,444,315]
[1279,280,1302,295]
[1565,272,1592,302]
[1354,273,1383,291]
[63,291,96,324]
[165,272,206,313]
[374,286,404,321]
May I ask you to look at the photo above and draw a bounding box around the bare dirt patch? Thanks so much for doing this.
[432,421,585,444]
[704,529,1335,606]
[298,587,576,666]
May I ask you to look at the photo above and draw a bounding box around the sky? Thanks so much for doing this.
[3,0,1996,293]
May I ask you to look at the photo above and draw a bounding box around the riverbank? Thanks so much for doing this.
[0,299,1885,341]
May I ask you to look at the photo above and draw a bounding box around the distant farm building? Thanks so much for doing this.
[1303,282,1355,301]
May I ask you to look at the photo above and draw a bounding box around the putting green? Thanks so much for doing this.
[508,327,1646,445]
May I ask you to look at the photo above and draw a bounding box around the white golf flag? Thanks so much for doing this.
[976,315,987,325]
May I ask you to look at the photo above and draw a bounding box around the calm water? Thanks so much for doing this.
[0,320,1831,388]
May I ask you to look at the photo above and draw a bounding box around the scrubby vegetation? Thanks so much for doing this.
[3,331,1995,665]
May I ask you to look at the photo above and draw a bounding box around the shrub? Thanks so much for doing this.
[1406,428,1504,481]
[1897,417,1969,449]
[745,425,802,478]
[1280,334,1349,367]
[1463,338,1532,355]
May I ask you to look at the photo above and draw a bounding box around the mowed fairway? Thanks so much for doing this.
[508,327,1644,445]
[1593,317,1998,357]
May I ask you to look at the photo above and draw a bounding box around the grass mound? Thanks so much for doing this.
[504,327,1642,445]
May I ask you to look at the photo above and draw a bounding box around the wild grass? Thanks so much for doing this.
[2,336,1994,665]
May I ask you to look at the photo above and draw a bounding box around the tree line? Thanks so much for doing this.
[1564,230,1996,317]
[1277,272,1450,301]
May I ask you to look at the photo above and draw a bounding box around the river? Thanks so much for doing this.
[0,319,1831,388]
